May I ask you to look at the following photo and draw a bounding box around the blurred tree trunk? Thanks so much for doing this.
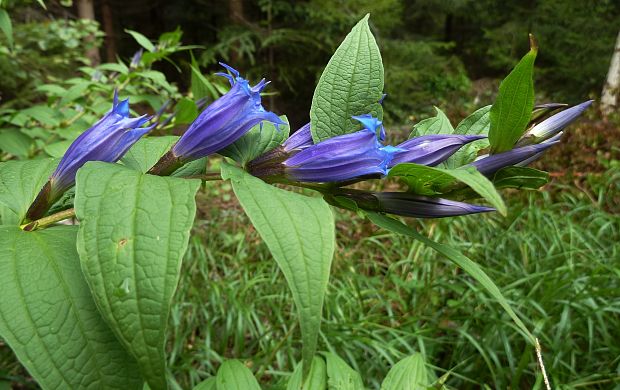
[101,0,116,63]
[229,0,244,63]
[601,30,620,116]
[77,0,101,65]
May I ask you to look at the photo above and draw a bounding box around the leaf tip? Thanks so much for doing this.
[528,33,538,53]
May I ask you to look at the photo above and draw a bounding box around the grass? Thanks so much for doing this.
[164,169,620,389]
[2,169,619,389]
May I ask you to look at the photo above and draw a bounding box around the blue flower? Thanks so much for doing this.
[329,190,495,218]
[50,92,153,196]
[282,122,313,152]
[25,92,153,222]
[470,141,558,176]
[171,63,284,162]
[389,134,486,168]
[280,116,397,183]
[518,100,592,146]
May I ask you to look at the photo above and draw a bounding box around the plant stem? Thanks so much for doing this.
[186,172,223,181]
[21,208,76,232]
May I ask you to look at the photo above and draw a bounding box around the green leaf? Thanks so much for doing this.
[0,129,32,157]
[323,352,364,390]
[175,98,198,124]
[488,42,537,154]
[0,9,13,49]
[0,159,57,224]
[221,163,335,377]
[410,107,453,137]
[287,357,327,390]
[0,225,142,389]
[380,353,428,390]
[215,360,261,390]
[121,136,177,173]
[445,105,491,168]
[126,29,156,52]
[219,116,290,166]
[193,377,216,390]
[190,60,220,101]
[75,162,200,390]
[388,164,507,216]
[44,140,73,158]
[492,166,549,190]
[310,14,384,143]
[366,212,536,345]
[60,82,91,106]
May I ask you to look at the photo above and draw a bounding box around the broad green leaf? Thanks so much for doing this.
[126,29,156,52]
[380,353,428,390]
[190,61,220,100]
[44,140,73,158]
[60,82,91,106]
[310,14,383,143]
[388,164,506,216]
[75,162,200,390]
[0,159,56,224]
[193,377,216,390]
[0,9,13,49]
[489,41,537,154]
[366,212,536,345]
[410,107,453,137]
[121,136,177,173]
[219,116,290,166]
[0,225,142,389]
[323,352,364,390]
[215,360,261,390]
[221,163,335,377]
[175,98,198,124]
[0,129,32,157]
[492,166,549,190]
[445,105,491,168]
[287,357,327,390]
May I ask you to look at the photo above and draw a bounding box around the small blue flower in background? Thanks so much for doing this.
[281,115,397,183]
[50,92,153,196]
[470,141,558,176]
[389,134,486,168]
[129,49,143,69]
[171,63,284,162]
[517,100,592,146]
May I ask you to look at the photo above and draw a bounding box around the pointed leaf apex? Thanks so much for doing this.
[529,33,538,52]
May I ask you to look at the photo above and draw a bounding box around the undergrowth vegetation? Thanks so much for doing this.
[161,167,619,389]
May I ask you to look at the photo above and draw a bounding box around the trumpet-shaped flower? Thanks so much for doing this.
[50,93,153,196]
[171,63,284,163]
[282,122,313,152]
[471,141,558,176]
[25,93,153,221]
[330,190,495,218]
[518,100,592,146]
[389,134,486,168]
[280,116,397,183]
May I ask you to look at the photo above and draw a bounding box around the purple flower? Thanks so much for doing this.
[170,63,283,162]
[389,134,486,168]
[130,49,143,69]
[329,190,495,218]
[50,92,153,196]
[282,122,313,152]
[280,116,397,183]
[471,142,558,176]
[25,92,153,221]
[518,100,592,146]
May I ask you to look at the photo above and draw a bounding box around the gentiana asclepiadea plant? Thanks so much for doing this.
[0,14,592,390]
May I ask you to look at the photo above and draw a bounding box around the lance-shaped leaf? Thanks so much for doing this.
[410,106,453,137]
[366,212,536,345]
[388,164,507,216]
[75,162,200,390]
[445,105,491,168]
[221,163,335,378]
[324,352,364,389]
[287,356,328,390]
[488,37,537,154]
[310,14,384,143]
[0,225,142,389]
